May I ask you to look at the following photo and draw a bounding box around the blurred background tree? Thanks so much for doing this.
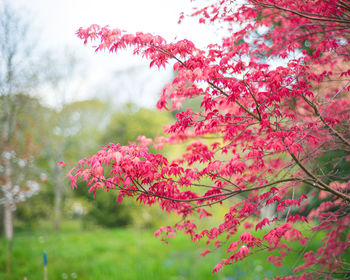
[0,0,177,276]
[0,2,43,273]
[73,103,175,229]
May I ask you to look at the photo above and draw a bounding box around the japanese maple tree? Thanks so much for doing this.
[65,0,350,279]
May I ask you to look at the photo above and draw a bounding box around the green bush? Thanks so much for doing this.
[75,184,131,228]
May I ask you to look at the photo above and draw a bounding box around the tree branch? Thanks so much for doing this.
[301,93,350,149]
[251,0,350,24]
[290,153,350,202]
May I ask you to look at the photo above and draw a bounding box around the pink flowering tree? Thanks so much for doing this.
[64,0,350,279]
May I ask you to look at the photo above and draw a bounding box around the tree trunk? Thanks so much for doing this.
[53,168,63,232]
[3,153,14,274]
[4,201,13,239]
[4,200,13,274]
[260,204,275,220]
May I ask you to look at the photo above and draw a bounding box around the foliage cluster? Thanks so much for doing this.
[68,0,350,279]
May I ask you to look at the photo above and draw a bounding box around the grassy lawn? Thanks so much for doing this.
[0,222,319,280]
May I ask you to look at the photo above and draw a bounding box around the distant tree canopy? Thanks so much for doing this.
[76,104,174,228]
[102,103,173,152]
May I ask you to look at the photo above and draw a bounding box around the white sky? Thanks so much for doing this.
[11,0,220,108]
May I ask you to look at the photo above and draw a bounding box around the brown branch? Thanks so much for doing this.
[167,178,233,192]
[251,0,350,24]
[242,79,262,121]
[290,153,350,202]
[301,94,350,148]
[338,0,350,12]
[155,46,262,121]
[208,172,242,190]
[208,81,261,120]
[138,177,303,203]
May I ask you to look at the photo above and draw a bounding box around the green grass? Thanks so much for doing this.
[0,221,320,280]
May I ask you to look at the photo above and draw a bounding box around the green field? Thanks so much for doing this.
[0,222,317,280]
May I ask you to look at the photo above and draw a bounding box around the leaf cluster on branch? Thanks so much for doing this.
[64,0,350,279]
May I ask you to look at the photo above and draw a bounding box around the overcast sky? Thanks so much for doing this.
[10,0,220,108]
